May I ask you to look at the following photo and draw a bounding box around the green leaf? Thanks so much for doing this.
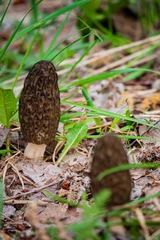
[56,122,88,166]
[0,89,17,127]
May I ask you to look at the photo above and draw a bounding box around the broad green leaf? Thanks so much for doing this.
[56,122,88,166]
[0,89,17,127]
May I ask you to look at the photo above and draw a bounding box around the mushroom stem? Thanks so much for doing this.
[24,143,46,160]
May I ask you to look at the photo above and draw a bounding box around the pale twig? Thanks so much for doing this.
[84,47,159,77]
[134,207,151,240]
[5,199,48,206]
[4,180,62,201]
[5,150,21,162]
[60,34,160,67]
[8,161,25,189]
[52,140,65,163]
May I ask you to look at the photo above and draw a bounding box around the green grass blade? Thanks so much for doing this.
[126,191,160,207]
[98,162,160,181]
[12,31,39,90]
[123,62,153,82]
[14,0,89,40]
[81,87,101,128]
[43,190,79,207]
[44,13,70,59]
[77,17,103,42]
[50,33,91,61]
[45,35,72,60]
[30,0,39,22]
[60,40,97,83]
[60,68,160,90]
[86,134,160,144]
[0,0,42,60]
[61,100,157,128]
[0,0,12,27]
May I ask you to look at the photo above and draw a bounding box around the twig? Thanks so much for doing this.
[61,35,160,67]
[4,180,63,201]
[134,207,151,240]
[84,48,159,77]
[129,120,160,148]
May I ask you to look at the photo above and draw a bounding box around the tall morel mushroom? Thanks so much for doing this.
[90,134,132,207]
[19,60,60,160]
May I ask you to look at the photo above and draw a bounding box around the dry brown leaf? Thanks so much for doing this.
[141,93,160,110]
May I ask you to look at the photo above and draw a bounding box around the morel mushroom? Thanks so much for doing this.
[19,60,60,160]
[90,134,131,207]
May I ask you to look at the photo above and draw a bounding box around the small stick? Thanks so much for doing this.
[4,180,63,201]
[129,120,160,147]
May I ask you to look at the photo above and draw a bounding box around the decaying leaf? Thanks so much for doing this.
[0,125,10,147]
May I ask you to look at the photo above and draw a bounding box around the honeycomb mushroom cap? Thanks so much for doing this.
[90,134,132,207]
[19,60,60,146]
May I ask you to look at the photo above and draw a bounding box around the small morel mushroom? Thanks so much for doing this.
[90,134,131,207]
[19,60,60,160]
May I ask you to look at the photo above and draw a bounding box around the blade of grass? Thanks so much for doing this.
[61,100,157,128]
[13,0,89,41]
[50,33,91,61]
[45,34,72,60]
[44,12,70,59]
[0,0,12,27]
[0,0,42,60]
[123,62,153,82]
[77,17,103,42]
[98,162,160,181]
[12,31,39,90]
[81,87,101,129]
[60,68,160,90]
[30,0,39,22]
[85,134,160,143]
[126,191,160,207]
[43,190,80,207]
[59,40,97,83]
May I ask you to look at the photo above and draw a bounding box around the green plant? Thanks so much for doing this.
[75,0,160,44]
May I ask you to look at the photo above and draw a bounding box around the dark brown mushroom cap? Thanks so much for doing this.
[19,60,60,145]
[90,134,131,207]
